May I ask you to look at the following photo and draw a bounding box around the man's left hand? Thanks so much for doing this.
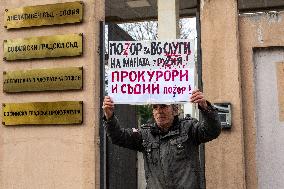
[190,89,208,110]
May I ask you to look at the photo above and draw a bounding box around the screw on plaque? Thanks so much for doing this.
[3,57,7,61]
[2,104,6,107]
[5,9,8,12]
[3,71,6,75]
[4,26,7,29]
[2,122,5,125]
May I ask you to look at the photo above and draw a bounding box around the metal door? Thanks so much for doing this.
[106,23,138,189]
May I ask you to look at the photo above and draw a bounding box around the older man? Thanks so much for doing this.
[102,89,221,189]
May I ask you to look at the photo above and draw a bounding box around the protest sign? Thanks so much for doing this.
[107,40,195,104]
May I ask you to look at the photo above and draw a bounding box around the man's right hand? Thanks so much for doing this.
[102,96,114,120]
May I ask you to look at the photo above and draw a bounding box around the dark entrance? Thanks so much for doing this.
[100,23,138,189]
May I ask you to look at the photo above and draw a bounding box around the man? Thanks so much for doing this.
[102,89,221,189]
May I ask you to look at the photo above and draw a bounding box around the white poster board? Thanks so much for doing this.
[107,40,195,104]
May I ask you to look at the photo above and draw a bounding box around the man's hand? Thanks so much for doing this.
[102,96,115,120]
[190,89,208,110]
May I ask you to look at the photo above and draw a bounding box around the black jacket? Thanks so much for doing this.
[103,104,221,189]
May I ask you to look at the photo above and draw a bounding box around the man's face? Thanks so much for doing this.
[152,104,175,130]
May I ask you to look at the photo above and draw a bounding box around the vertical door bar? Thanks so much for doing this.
[99,21,107,189]
[196,1,206,188]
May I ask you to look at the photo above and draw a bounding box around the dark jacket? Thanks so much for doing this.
[103,103,221,189]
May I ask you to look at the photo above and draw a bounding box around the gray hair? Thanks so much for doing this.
[171,104,179,116]
[171,104,179,111]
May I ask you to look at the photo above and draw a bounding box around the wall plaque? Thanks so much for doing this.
[3,33,83,61]
[4,1,83,29]
[2,101,83,126]
[3,67,83,93]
